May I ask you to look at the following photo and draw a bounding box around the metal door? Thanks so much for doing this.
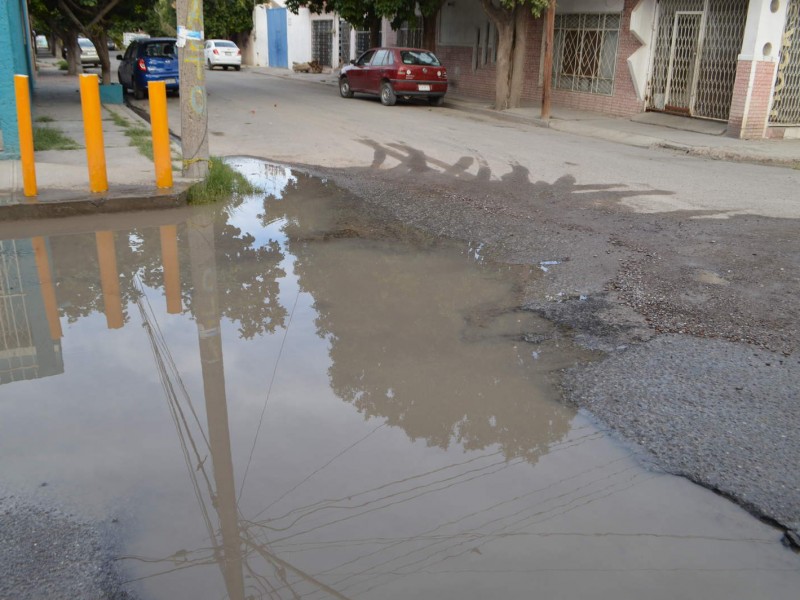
[267,8,288,69]
[770,0,800,126]
[312,20,333,67]
[664,11,704,114]
[649,0,748,121]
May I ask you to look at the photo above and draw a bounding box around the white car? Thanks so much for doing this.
[204,40,241,71]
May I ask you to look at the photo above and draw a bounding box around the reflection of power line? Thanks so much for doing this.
[334,469,652,599]
[238,285,303,503]
[292,438,649,599]
[254,422,387,520]
[130,270,355,600]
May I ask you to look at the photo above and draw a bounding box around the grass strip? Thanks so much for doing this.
[187,158,260,204]
[124,126,154,161]
[35,115,55,123]
[33,126,80,151]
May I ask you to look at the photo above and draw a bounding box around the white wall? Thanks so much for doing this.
[739,0,790,61]
[439,0,487,47]
[627,0,657,101]
[289,8,313,64]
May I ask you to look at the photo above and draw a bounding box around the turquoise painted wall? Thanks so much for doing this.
[0,0,34,159]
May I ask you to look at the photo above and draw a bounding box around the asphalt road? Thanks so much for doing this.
[130,67,800,538]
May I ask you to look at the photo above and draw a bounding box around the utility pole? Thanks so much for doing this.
[175,0,209,178]
[541,0,556,120]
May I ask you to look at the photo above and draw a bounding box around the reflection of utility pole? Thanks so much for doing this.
[176,0,209,178]
[187,212,244,600]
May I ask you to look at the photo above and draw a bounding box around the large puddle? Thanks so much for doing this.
[0,158,797,599]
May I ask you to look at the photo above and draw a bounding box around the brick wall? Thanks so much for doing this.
[437,0,644,116]
[728,59,778,139]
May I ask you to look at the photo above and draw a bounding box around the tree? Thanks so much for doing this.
[204,0,254,47]
[479,0,548,110]
[376,0,443,51]
[53,0,154,84]
[29,0,82,74]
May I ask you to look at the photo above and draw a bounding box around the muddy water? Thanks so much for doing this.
[0,158,797,599]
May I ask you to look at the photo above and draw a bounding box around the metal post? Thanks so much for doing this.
[148,81,174,189]
[79,74,108,193]
[32,237,62,340]
[14,75,36,197]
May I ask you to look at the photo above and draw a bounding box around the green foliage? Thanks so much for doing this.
[57,60,68,70]
[33,126,80,151]
[35,115,55,123]
[498,0,549,15]
[204,0,254,39]
[188,158,261,204]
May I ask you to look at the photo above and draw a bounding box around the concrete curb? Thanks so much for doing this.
[0,184,191,221]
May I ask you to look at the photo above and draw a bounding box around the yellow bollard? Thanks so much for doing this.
[79,74,108,193]
[148,81,173,189]
[14,75,37,197]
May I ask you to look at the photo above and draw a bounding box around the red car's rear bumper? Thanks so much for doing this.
[390,79,448,96]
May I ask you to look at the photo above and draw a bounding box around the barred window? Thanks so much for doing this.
[552,13,620,96]
[396,22,424,49]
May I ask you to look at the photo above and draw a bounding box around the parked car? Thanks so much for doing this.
[339,47,447,106]
[62,37,100,67]
[204,39,242,71]
[117,37,179,99]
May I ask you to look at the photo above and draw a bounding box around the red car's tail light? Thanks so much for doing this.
[137,58,147,71]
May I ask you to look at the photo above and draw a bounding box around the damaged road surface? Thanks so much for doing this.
[0,158,798,599]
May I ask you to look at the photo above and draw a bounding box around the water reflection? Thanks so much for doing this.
[0,159,795,600]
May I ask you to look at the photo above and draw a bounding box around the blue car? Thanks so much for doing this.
[117,37,179,99]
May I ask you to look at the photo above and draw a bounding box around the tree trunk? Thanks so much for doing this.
[369,14,381,48]
[480,0,515,111]
[88,31,111,84]
[423,12,437,51]
[493,19,514,110]
[64,35,81,75]
[508,7,528,108]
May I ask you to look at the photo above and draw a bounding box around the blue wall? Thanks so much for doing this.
[0,0,34,159]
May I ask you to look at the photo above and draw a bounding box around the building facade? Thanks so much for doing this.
[435,0,800,139]
[0,0,35,158]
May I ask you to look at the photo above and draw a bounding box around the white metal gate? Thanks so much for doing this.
[770,0,800,125]
[649,0,748,120]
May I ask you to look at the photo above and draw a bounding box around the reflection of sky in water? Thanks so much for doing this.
[0,160,796,600]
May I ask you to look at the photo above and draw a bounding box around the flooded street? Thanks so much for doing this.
[1,158,797,599]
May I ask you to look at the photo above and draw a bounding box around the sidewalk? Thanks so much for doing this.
[0,62,190,219]
[2,62,798,218]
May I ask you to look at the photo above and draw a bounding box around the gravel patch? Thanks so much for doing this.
[563,334,800,533]
[0,492,134,600]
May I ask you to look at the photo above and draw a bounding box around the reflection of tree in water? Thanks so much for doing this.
[50,204,288,339]
[267,172,572,464]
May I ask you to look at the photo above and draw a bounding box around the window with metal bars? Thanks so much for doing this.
[396,22,424,48]
[552,13,620,96]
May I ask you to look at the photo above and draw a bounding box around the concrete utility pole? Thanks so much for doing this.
[541,0,556,120]
[175,0,209,178]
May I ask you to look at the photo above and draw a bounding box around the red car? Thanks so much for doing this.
[339,47,448,107]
